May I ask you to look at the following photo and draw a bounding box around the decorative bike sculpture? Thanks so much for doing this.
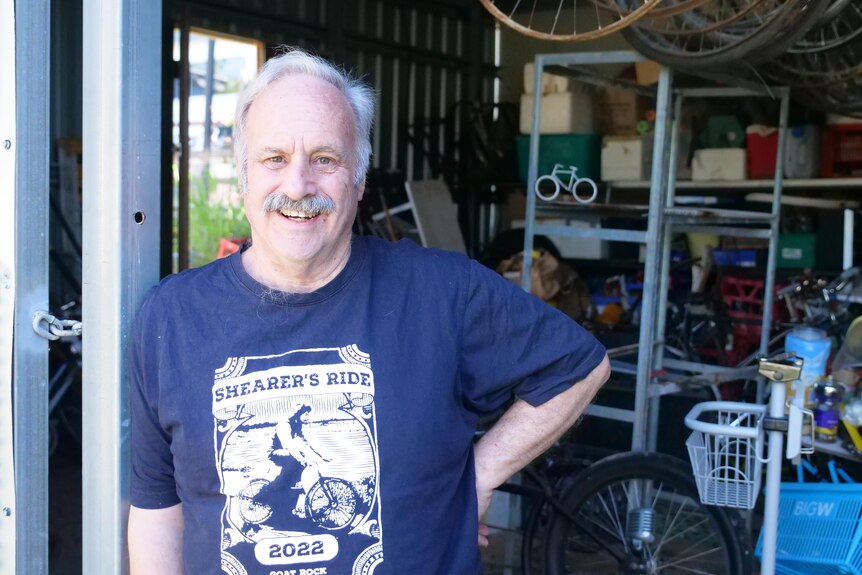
[534,163,598,204]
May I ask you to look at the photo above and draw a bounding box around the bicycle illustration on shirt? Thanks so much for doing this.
[235,404,360,531]
[237,475,359,531]
[534,163,598,204]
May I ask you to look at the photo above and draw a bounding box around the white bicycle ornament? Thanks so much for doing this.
[534,163,598,204]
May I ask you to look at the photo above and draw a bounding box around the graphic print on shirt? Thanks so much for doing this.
[212,345,383,575]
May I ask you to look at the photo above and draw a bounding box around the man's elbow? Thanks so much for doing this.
[589,354,611,389]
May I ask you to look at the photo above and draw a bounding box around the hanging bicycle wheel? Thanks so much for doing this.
[478,0,663,42]
[622,0,829,68]
[763,1,862,91]
[544,451,754,575]
[787,0,862,54]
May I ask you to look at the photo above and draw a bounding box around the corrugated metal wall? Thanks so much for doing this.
[174,0,497,182]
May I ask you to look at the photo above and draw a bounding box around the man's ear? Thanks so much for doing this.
[356,184,366,202]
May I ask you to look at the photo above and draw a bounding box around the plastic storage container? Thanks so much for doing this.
[821,123,862,177]
[516,134,602,182]
[754,482,862,575]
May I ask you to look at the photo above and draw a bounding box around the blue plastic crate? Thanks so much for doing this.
[755,482,862,575]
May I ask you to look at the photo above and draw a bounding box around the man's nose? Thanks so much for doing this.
[278,159,317,199]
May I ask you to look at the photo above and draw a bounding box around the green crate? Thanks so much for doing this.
[516,133,602,182]
[778,233,816,269]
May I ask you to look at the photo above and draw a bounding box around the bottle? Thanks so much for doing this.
[814,382,843,443]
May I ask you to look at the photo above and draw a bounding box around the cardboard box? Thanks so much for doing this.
[520,91,595,134]
[692,148,747,181]
[523,62,571,95]
[596,87,651,136]
[601,135,653,181]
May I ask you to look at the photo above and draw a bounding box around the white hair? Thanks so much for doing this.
[233,47,375,194]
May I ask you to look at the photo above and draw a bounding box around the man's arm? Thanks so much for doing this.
[473,355,611,522]
[128,503,184,575]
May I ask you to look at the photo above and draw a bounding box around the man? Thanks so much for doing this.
[128,47,609,575]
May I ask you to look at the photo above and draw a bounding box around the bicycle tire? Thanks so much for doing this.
[478,0,663,42]
[543,451,754,575]
[621,0,828,69]
[787,0,862,54]
[535,175,561,202]
[305,477,358,531]
[519,454,596,575]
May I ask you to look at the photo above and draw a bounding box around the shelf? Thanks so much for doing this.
[665,206,775,226]
[802,436,862,462]
[607,178,862,191]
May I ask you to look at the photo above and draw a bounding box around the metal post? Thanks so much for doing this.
[81,1,162,574]
[178,22,191,271]
[521,53,545,294]
[0,1,18,571]
[845,208,854,270]
[756,89,789,405]
[632,65,673,451]
[13,1,51,573]
[760,380,786,575]
[647,87,679,452]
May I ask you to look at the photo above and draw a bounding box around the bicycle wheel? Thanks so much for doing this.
[237,479,273,525]
[544,451,753,575]
[306,477,358,531]
[478,0,663,42]
[622,0,828,68]
[535,175,561,202]
[787,0,861,54]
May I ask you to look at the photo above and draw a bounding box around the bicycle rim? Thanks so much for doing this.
[478,0,663,42]
[544,452,752,575]
[621,0,827,68]
[306,478,357,530]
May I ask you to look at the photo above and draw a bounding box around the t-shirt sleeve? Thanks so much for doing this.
[129,290,181,509]
[458,259,606,415]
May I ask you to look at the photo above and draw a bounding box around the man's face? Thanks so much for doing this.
[242,74,364,275]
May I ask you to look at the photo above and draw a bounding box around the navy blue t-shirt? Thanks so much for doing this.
[130,235,606,575]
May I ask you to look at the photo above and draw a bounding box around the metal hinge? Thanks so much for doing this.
[32,310,82,341]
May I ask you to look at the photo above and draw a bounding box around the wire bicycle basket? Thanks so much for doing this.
[685,401,767,509]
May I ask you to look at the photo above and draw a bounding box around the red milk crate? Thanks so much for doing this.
[720,276,769,367]
[821,123,862,177]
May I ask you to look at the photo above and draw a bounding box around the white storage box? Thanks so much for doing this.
[601,135,653,181]
[523,62,571,94]
[692,148,747,181]
[520,91,595,135]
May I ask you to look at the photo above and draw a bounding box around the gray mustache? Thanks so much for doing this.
[262,192,336,216]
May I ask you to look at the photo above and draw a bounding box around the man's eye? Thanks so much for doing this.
[316,157,332,166]
[263,156,285,167]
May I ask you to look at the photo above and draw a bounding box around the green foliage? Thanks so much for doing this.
[188,169,249,268]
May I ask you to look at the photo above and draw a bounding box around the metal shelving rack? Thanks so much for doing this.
[521,50,790,451]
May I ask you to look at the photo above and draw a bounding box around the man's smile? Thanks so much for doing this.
[279,208,319,222]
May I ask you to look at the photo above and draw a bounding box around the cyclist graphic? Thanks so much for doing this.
[214,346,383,575]
[256,404,329,523]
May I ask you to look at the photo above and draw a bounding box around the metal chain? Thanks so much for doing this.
[31,310,82,341]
